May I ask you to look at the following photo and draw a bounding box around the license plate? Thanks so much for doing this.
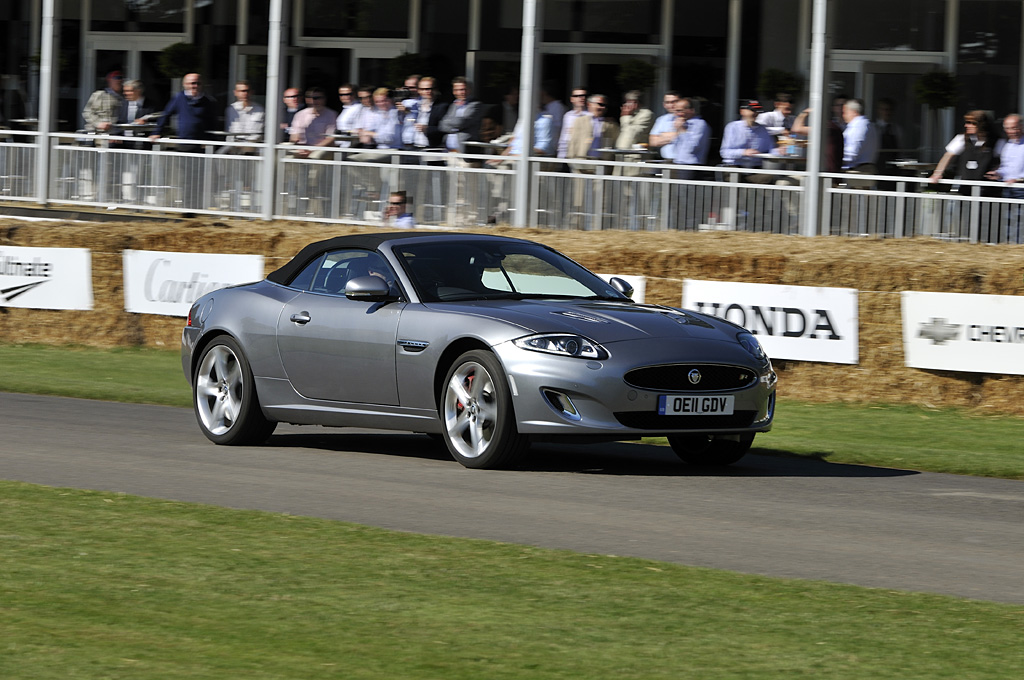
[658,395,735,415]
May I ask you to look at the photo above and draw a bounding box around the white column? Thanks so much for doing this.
[35,0,57,205]
[801,0,829,237]
[514,0,539,228]
[261,0,287,220]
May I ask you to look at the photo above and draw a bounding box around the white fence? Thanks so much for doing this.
[0,130,37,202]
[1,131,1022,243]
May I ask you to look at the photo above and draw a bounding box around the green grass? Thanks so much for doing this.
[0,344,189,406]
[2,342,1022,479]
[1,481,1022,680]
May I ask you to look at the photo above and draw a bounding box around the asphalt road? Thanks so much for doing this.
[2,392,1023,604]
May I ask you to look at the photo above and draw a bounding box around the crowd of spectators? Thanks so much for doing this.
[78,71,1024,185]
[68,70,1024,236]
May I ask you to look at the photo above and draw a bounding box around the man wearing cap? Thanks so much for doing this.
[83,70,124,133]
[719,99,774,182]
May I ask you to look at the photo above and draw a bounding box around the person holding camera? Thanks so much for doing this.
[400,76,448,155]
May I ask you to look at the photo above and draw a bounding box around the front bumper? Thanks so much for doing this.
[495,337,775,437]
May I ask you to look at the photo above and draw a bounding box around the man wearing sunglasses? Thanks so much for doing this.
[400,76,448,153]
[280,87,304,142]
[289,86,337,158]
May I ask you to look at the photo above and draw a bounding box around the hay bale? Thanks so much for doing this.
[3,218,1024,414]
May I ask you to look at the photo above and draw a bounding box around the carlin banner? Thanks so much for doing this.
[123,250,265,317]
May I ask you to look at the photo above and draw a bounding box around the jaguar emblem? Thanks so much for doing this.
[688,369,702,385]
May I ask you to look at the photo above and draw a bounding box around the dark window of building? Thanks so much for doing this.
[543,0,660,44]
[420,0,469,87]
[478,0,526,52]
[957,1,1021,119]
[301,0,411,39]
[959,0,1021,66]
[90,0,187,32]
[833,0,944,51]
[247,0,271,45]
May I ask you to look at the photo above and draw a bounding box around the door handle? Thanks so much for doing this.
[290,311,311,325]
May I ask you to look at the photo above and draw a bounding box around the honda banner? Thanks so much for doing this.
[683,280,859,364]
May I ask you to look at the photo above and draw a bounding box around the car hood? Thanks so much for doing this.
[424,298,743,344]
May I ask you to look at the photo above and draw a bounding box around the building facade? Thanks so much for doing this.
[2,0,1022,158]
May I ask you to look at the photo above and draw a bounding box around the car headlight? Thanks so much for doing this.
[737,332,768,363]
[514,333,609,360]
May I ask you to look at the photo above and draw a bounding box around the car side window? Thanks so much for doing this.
[302,250,393,296]
[287,254,325,291]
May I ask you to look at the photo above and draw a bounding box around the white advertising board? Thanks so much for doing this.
[123,250,265,317]
[0,246,93,310]
[598,273,647,303]
[901,291,1024,375]
[683,280,859,364]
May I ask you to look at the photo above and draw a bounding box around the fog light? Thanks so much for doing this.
[543,389,581,421]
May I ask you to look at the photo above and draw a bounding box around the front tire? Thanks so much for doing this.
[668,433,754,466]
[193,337,277,445]
[441,350,528,469]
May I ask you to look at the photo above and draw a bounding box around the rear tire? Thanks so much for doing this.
[668,433,754,466]
[193,337,277,445]
[440,350,528,469]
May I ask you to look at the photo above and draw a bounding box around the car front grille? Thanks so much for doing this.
[623,363,758,392]
[613,410,758,430]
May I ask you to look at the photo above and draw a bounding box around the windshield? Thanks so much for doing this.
[395,241,628,303]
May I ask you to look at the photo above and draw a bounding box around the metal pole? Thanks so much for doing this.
[513,0,538,228]
[801,0,828,237]
[261,0,286,220]
[35,0,56,205]
[725,0,741,121]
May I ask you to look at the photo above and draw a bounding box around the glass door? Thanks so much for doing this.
[83,36,182,127]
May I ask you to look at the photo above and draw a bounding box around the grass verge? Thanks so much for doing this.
[1,481,1022,680]
[1,343,1022,478]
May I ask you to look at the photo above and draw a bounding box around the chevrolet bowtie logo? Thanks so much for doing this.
[918,317,961,345]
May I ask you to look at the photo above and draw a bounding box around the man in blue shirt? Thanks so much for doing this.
[841,98,878,187]
[648,91,681,160]
[670,97,711,179]
[720,99,774,181]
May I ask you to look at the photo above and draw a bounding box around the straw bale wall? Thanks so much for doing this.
[2,218,1022,414]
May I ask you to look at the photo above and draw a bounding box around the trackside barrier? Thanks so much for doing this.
[0,129,38,202]
[5,133,1023,244]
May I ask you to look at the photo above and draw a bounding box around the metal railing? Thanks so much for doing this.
[0,129,38,202]
[821,173,1024,243]
[4,132,1023,244]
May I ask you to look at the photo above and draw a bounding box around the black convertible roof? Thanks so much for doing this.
[265,231,529,285]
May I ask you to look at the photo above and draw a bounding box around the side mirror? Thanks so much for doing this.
[345,276,395,302]
[608,277,634,299]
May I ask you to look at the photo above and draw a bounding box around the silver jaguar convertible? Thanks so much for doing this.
[182,232,776,469]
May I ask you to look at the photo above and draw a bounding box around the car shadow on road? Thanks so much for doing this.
[521,441,919,478]
[267,429,920,479]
